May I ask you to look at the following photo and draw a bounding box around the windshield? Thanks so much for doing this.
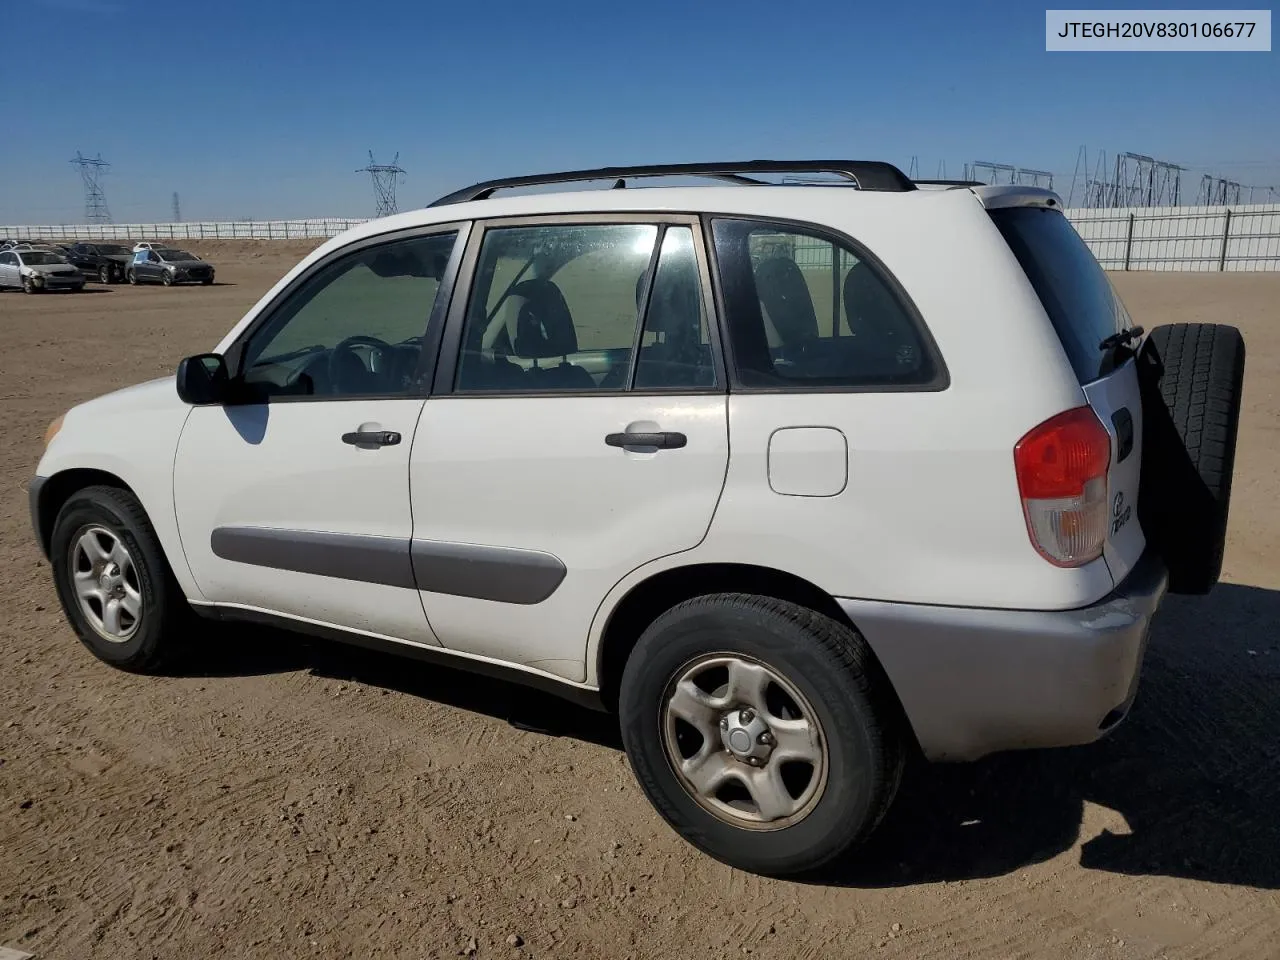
[97,244,130,256]
[989,206,1128,384]
[21,252,66,265]
[159,249,198,261]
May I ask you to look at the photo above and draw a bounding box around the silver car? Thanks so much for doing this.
[0,248,86,294]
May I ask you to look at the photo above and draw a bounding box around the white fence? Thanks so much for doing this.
[0,218,369,241]
[4,203,1280,271]
[1065,204,1280,272]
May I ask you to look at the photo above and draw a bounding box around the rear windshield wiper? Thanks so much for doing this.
[1099,326,1144,352]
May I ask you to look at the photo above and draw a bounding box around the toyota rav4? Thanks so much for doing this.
[30,161,1246,876]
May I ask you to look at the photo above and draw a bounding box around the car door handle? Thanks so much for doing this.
[605,431,687,450]
[342,430,401,447]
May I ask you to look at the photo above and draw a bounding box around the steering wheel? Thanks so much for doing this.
[328,335,395,394]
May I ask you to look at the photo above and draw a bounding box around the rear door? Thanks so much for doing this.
[988,203,1145,583]
[0,252,16,287]
[409,216,729,681]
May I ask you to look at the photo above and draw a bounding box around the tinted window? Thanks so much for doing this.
[989,207,1128,383]
[711,219,936,388]
[455,223,658,393]
[240,231,458,399]
[20,251,65,265]
[633,227,715,389]
[97,244,130,256]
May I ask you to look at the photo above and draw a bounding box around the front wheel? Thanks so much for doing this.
[49,485,189,672]
[126,270,138,285]
[22,277,37,294]
[619,594,906,877]
[161,271,173,286]
[99,264,112,284]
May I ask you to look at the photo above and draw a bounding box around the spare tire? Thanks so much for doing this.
[1136,323,1245,594]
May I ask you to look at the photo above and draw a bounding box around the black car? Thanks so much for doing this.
[64,242,135,284]
[126,247,216,286]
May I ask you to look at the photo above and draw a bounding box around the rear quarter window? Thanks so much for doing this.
[989,206,1129,384]
[710,218,943,390]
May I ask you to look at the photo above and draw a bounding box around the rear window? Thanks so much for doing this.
[990,206,1128,383]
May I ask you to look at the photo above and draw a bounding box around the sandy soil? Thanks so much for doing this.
[1,250,1278,960]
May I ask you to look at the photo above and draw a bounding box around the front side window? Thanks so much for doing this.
[239,231,458,399]
[711,219,938,389]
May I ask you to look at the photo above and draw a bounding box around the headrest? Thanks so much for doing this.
[754,257,818,344]
[635,265,701,337]
[843,260,904,339]
[510,278,578,359]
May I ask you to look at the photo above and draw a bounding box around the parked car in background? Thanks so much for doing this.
[126,247,215,286]
[64,242,135,284]
[0,247,86,293]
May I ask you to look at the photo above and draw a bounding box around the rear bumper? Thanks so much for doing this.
[837,550,1168,762]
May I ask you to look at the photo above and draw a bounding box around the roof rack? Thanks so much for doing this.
[428,160,916,206]
[912,179,985,187]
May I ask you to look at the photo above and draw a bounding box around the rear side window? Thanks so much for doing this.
[710,219,939,389]
[989,207,1128,384]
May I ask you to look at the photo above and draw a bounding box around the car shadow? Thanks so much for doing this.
[168,580,1280,888]
[171,621,622,749]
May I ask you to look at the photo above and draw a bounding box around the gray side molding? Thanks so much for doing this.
[411,539,566,605]
[210,527,416,589]
[209,526,567,604]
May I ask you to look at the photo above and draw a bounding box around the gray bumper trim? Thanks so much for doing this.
[838,551,1168,762]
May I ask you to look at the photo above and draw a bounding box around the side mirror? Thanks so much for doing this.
[176,353,229,405]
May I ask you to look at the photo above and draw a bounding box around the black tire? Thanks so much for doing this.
[1137,323,1246,595]
[22,276,37,294]
[162,271,173,286]
[126,270,138,285]
[49,485,189,672]
[619,593,905,877]
[99,264,112,284]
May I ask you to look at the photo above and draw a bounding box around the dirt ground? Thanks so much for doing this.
[1,246,1278,960]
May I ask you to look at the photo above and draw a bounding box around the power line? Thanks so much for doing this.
[70,152,111,223]
[356,151,406,217]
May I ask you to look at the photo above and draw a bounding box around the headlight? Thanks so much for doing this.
[44,413,65,447]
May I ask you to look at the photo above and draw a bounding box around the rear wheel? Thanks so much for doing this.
[619,593,905,877]
[49,485,189,672]
[1137,323,1246,594]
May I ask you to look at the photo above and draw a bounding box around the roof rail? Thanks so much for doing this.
[912,179,985,187]
[428,160,916,206]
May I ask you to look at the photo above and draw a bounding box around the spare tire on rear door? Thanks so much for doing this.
[1136,323,1246,594]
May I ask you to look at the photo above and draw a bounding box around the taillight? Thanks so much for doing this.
[1014,407,1111,567]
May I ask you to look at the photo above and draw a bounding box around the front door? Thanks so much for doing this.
[173,226,465,643]
[411,218,730,681]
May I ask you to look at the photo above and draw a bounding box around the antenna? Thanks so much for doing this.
[71,152,111,223]
[357,151,406,217]
[172,191,182,222]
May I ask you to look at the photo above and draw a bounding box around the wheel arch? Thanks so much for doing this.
[593,562,916,752]
[33,468,136,559]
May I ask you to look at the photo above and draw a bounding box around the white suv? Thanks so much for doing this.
[30,161,1245,876]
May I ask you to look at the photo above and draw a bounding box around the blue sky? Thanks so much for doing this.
[1,0,1276,223]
